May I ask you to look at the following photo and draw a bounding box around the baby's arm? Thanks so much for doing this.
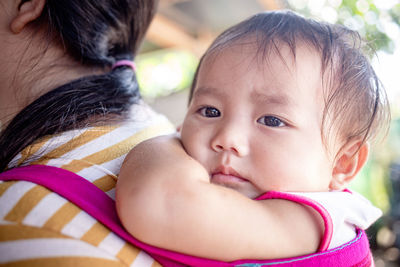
[116,134,323,261]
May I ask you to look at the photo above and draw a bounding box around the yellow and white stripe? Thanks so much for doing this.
[1,106,174,266]
[0,238,119,262]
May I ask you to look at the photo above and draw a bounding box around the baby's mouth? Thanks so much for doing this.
[210,165,249,186]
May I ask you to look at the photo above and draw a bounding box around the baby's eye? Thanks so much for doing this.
[257,116,286,127]
[198,106,221,117]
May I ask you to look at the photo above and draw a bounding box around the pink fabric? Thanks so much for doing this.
[0,165,372,267]
[255,191,333,251]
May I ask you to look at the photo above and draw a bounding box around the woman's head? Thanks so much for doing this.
[0,0,159,171]
[189,10,390,155]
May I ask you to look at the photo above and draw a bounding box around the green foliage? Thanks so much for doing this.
[389,4,400,26]
[340,0,393,52]
[288,0,398,53]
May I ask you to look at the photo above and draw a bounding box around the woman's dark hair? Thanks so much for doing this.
[189,10,391,155]
[0,0,159,171]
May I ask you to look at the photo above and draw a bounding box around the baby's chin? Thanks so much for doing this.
[232,186,262,199]
[210,179,262,199]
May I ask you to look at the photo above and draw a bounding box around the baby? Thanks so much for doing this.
[116,10,390,264]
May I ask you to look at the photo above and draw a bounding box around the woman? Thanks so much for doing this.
[0,0,174,265]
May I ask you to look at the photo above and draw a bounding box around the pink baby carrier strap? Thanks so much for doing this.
[256,191,334,252]
[0,165,372,267]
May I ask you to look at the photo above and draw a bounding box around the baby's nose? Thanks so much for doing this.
[210,125,249,157]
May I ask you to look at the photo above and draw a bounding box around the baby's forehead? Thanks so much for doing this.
[202,39,327,73]
[200,41,329,87]
[197,43,327,101]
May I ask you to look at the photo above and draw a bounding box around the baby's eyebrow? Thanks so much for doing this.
[193,86,293,107]
[193,86,226,99]
[251,91,292,106]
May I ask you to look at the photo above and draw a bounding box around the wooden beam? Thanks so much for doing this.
[146,14,209,56]
[257,0,283,10]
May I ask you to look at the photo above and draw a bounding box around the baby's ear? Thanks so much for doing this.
[330,141,369,190]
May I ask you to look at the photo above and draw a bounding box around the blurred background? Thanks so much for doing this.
[138,1,400,265]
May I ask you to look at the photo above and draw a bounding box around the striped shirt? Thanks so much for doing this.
[0,103,175,266]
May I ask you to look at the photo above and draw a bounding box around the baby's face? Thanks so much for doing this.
[180,43,337,199]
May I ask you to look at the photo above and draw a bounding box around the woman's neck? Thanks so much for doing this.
[0,28,103,129]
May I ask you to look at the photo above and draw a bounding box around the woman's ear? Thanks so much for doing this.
[10,0,46,34]
[330,141,369,190]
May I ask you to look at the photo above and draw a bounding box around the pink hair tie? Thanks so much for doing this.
[111,60,136,71]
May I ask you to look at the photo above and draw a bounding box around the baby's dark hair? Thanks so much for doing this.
[0,0,158,171]
[189,10,390,154]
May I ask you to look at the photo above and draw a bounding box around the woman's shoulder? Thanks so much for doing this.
[8,102,175,182]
